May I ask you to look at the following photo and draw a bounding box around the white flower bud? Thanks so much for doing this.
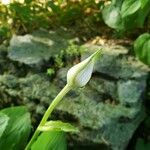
[67,50,100,87]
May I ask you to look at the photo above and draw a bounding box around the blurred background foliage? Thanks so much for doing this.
[0,0,105,43]
[1,0,150,44]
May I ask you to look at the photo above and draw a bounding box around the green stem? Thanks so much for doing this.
[25,84,72,150]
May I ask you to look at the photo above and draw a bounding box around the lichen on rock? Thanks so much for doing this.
[0,32,149,150]
[8,28,78,67]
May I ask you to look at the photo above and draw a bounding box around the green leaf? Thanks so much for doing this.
[47,68,55,76]
[102,4,124,30]
[135,138,150,150]
[121,0,141,17]
[136,1,150,28]
[0,113,9,139]
[31,131,67,150]
[0,106,31,150]
[134,33,150,66]
[38,120,79,133]
[47,1,61,14]
[0,26,9,37]
[140,0,149,8]
[142,40,150,65]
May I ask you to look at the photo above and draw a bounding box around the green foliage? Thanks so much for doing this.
[102,2,124,30]
[0,0,105,43]
[121,0,141,18]
[0,26,10,41]
[135,138,150,150]
[31,131,67,150]
[0,106,31,150]
[140,0,149,8]
[134,33,150,66]
[0,113,9,139]
[102,0,150,31]
[47,68,55,76]
[47,42,83,77]
[64,42,84,64]
[0,0,149,41]
[65,41,83,57]
[0,1,149,150]
[34,121,77,149]
[0,1,49,42]
[38,120,79,132]
[46,0,103,26]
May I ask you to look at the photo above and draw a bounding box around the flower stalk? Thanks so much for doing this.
[25,84,72,150]
[25,49,101,150]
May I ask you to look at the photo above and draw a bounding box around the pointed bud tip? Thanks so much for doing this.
[67,49,101,87]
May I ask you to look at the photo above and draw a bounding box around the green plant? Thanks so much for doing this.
[25,49,100,150]
[0,106,31,150]
[46,42,83,78]
[0,0,106,44]
[102,0,150,31]
[134,33,150,66]
[47,68,55,76]
[64,41,84,63]
[135,138,150,150]
[0,50,100,150]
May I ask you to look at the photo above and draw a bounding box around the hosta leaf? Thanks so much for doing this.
[0,113,9,138]
[121,0,141,17]
[102,4,124,30]
[31,131,67,150]
[140,0,149,8]
[142,40,150,65]
[0,106,31,150]
[38,120,79,132]
[134,33,150,66]
[136,0,150,28]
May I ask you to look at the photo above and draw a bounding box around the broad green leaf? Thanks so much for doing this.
[140,0,149,8]
[123,0,150,30]
[142,40,150,65]
[0,106,31,150]
[134,33,150,66]
[123,13,138,30]
[134,33,150,56]
[0,113,9,138]
[31,131,67,150]
[121,0,141,18]
[136,0,150,28]
[38,120,79,132]
[102,4,124,30]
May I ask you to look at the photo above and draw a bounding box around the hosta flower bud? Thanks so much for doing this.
[67,50,100,87]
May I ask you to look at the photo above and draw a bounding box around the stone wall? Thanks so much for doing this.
[0,30,149,150]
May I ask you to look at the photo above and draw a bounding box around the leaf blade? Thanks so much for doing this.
[140,0,149,8]
[134,33,150,66]
[38,120,79,133]
[102,4,124,30]
[0,113,9,139]
[0,106,31,150]
[31,131,67,150]
[121,0,141,18]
